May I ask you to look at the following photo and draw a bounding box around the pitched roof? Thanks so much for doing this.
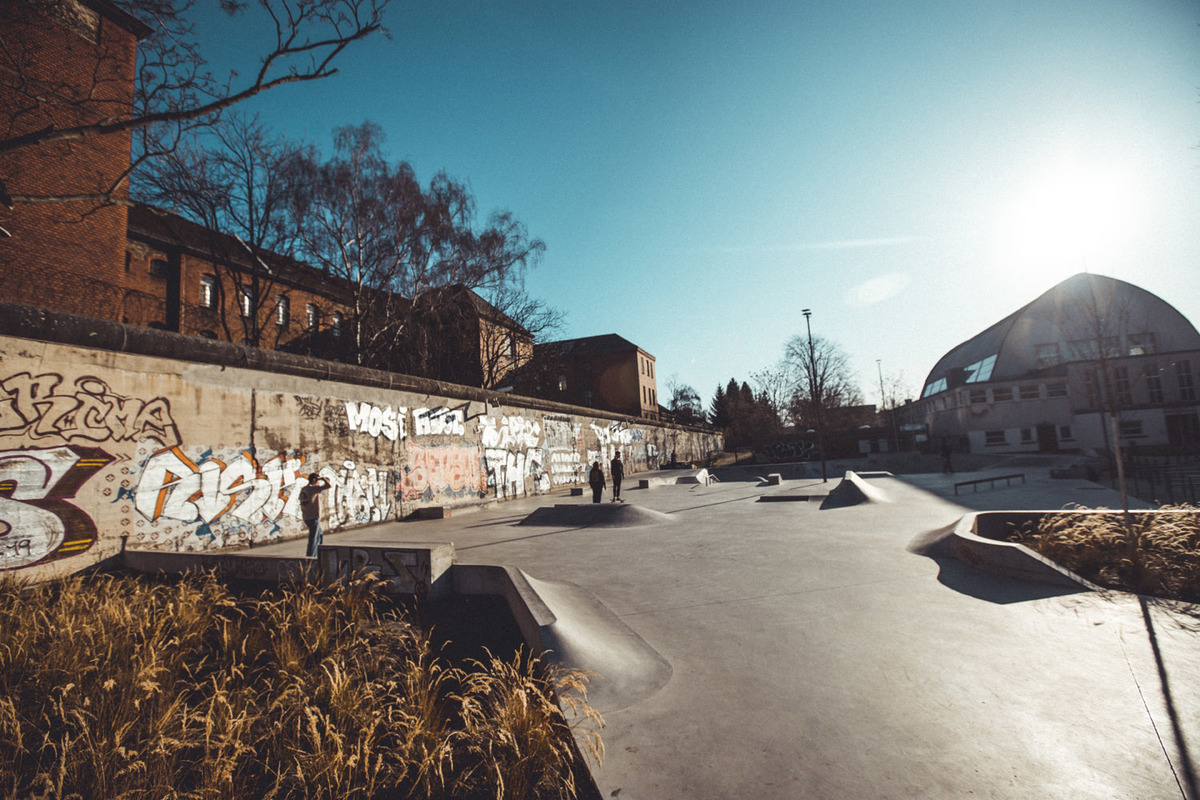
[537,333,650,357]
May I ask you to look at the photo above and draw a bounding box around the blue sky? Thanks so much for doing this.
[194,0,1200,408]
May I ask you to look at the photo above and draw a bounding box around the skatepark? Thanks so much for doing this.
[225,461,1199,799]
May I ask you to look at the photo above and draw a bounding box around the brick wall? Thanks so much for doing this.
[0,0,141,320]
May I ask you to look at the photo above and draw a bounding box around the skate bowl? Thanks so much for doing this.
[517,503,676,528]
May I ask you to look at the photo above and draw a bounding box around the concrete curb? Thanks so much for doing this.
[947,513,1101,590]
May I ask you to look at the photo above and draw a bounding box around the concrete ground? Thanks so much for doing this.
[247,463,1200,799]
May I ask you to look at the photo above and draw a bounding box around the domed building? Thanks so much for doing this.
[911,273,1200,455]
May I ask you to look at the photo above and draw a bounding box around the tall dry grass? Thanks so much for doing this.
[0,571,602,800]
[1007,505,1200,603]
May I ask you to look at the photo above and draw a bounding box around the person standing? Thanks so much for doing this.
[299,472,331,557]
[610,451,624,502]
[588,461,606,504]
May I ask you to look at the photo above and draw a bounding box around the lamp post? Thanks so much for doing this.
[802,309,828,482]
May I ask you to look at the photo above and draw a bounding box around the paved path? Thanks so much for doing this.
[251,467,1200,799]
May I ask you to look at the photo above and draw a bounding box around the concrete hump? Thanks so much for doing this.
[524,573,673,714]
[518,503,675,528]
[819,471,890,509]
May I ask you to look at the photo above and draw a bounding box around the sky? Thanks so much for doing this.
[192,0,1200,409]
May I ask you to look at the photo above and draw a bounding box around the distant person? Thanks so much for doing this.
[611,451,625,502]
[940,441,954,474]
[299,472,332,557]
[588,461,606,504]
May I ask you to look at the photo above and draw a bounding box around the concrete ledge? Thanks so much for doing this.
[124,542,457,599]
[123,550,311,583]
[766,473,782,485]
[948,513,1099,589]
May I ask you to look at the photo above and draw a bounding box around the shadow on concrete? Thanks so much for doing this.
[1137,595,1199,800]
[907,524,1086,605]
[518,504,675,529]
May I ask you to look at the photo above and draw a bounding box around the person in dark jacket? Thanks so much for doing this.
[610,451,624,502]
[588,461,606,503]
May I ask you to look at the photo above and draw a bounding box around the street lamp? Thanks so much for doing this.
[802,309,828,482]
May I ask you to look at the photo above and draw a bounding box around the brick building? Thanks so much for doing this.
[125,204,353,349]
[530,334,659,419]
[1,0,150,317]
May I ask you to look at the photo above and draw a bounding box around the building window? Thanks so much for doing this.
[1020,428,1034,443]
[992,387,1013,402]
[1148,369,1164,404]
[200,274,217,309]
[1113,366,1132,405]
[331,311,343,338]
[964,355,997,383]
[969,389,987,405]
[1035,343,1058,367]
[306,303,319,331]
[1046,383,1067,398]
[1118,419,1144,438]
[1068,339,1098,361]
[239,286,254,318]
[1019,384,1039,401]
[984,430,1007,447]
[1083,370,1101,406]
[1059,425,1073,440]
[558,375,567,392]
[275,295,289,327]
[150,258,170,278]
[1177,360,1196,402]
[1128,333,1157,356]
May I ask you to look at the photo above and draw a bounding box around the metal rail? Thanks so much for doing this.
[954,473,1025,495]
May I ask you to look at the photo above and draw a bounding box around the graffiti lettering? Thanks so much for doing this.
[549,449,584,486]
[0,445,112,570]
[294,395,323,420]
[135,448,308,528]
[413,406,466,437]
[344,401,404,441]
[0,372,180,448]
[400,443,485,502]
[479,415,541,450]
[323,461,396,526]
[483,448,548,498]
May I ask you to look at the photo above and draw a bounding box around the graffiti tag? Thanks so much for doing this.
[400,443,485,502]
[344,401,405,441]
[0,372,180,448]
[0,445,113,570]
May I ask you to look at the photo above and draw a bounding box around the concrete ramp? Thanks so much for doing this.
[819,471,891,509]
[526,573,673,713]
[518,503,675,528]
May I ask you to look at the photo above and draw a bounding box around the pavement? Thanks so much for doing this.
[243,462,1200,800]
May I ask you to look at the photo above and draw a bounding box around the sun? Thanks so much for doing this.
[994,155,1142,281]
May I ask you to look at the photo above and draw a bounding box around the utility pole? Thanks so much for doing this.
[803,309,828,482]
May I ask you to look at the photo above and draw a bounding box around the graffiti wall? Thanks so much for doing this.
[0,334,721,581]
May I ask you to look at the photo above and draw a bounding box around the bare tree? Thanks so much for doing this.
[782,334,864,430]
[0,0,387,210]
[665,377,704,426]
[475,285,564,390]
[134,113,306,345]
[285,122,547,376]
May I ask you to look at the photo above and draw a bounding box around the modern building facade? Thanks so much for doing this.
[909,273,1200,455]
[531,334,659,419]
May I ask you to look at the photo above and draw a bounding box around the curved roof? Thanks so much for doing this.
[921,273,1200,396]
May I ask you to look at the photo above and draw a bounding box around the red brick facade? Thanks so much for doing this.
[0,0,147,319]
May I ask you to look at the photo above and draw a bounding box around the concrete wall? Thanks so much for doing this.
[0,304,721,582]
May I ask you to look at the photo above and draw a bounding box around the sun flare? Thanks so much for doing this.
[995,156,1142,281]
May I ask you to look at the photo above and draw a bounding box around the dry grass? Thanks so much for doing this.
[0,571,603,800]
[1007,505,1200,603]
